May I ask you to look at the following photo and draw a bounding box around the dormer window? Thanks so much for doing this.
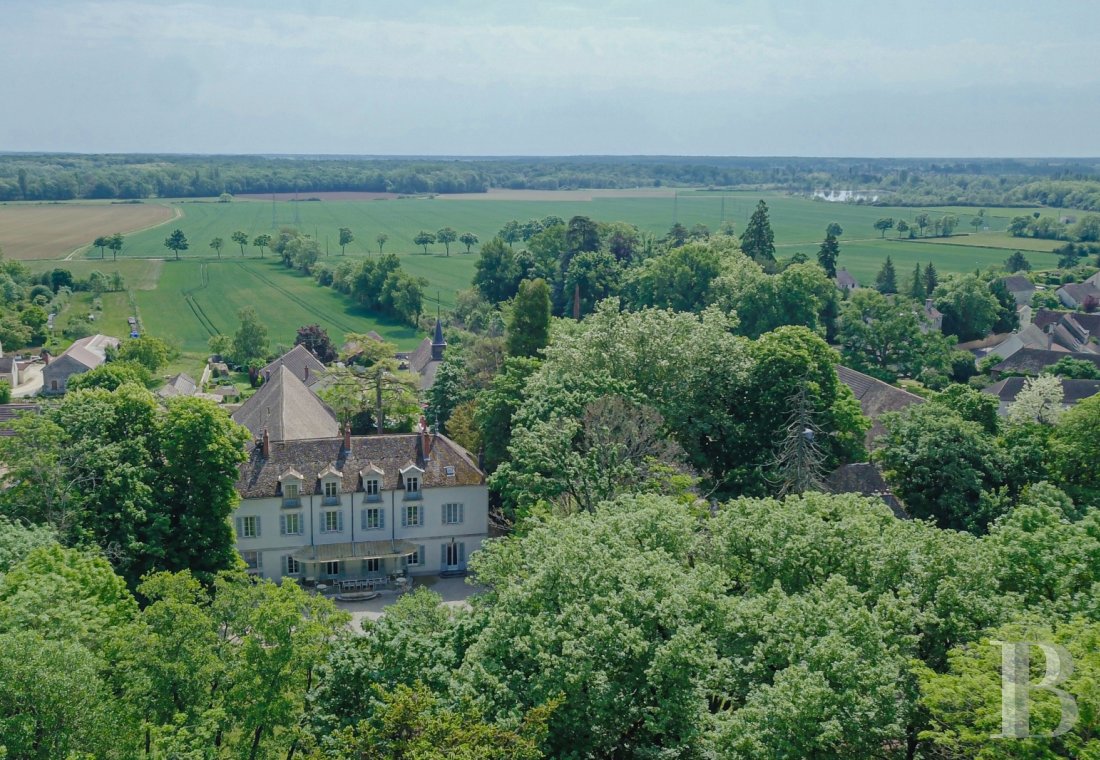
[400,463,423,500]
[279,468,304,507]
[318,465,342,506]
[361,464,384,502]
[322,480,340,505]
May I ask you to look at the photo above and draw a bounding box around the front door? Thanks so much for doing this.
[442,542,465,572]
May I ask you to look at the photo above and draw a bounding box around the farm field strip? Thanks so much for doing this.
[0,201,177,260]
[134,260,422,354]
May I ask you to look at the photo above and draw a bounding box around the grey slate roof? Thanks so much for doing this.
[1034,309,1100,336]
[231,365,339,442]
[1001,275,1036,294]
[835,365,925,448]
[158,372,198,398]
[1058,282,1100,306]
[983,377,1100,407]
[236,433,484,499]
[408,337,435,374]
[261,345,326,387]
[835,269,858,289]
[825,463,908,519]
[992,349,1100,377]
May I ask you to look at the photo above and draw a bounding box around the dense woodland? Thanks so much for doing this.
[3,153,1100,208]
[2,203,1100,757]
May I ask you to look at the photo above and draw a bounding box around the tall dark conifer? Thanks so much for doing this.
[923,261,939,295]
[875,256,898,294]
[740,200,776,265]
[817,233,840,278]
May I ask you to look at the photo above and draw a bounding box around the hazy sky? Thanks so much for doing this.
[2,0,1098,156]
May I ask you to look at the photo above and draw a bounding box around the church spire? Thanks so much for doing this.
[431,317,446,361]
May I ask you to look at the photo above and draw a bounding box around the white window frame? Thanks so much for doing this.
[323,560,339,577]
[241,550,262,571]
[322,509,344,533]
[442,502,464,525]
[324,481,338,497]
[280,512,303,536]
[402,504,422,528]
[285,555,301,575]
[282,481,301,507]
[365,478,380,498]
[405,546,423,567]
[365,557,381,574]
[239,515,259,539]
[362,507,383,530]
[405,475,419,494]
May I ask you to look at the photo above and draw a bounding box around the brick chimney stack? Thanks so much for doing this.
[262,427,270,458]
[304,366,310,383]
[343,423,352,454]
[418,416,432,459]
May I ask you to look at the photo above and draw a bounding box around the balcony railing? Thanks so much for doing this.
[322,495,341,506]
[403,491,422,501]
[281,497,301,508]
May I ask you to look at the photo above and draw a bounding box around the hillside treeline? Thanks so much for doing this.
[2,153,1100,206]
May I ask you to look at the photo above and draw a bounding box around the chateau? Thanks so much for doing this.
[230,354,488,585]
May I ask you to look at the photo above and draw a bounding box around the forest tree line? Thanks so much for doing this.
[3,153,1100,208]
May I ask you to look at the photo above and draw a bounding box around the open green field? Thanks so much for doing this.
[10,192,1064,369]
[133,259,422,354]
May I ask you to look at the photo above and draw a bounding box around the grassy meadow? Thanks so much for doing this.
[8,191,1062,376]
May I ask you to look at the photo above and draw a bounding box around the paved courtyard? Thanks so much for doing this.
[335,575,483,632]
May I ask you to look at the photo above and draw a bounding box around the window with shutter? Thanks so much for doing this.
[238,515,259,539]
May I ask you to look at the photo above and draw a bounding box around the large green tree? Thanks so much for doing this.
[436,226,457,256]
[473,237,521,304]
[232,306,269,368]
[231,229,249,255]
[934,273,1001,341]
[875,403,1006,533]
[506,278,552,358]
[164,228,189,260]
[837,289,928,381]
[338,226,354,255]
[624,240,733,313]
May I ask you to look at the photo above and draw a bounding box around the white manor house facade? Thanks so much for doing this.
[233,425,488,584]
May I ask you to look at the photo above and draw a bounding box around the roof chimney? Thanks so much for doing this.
[419,416,432,460]
[304,366,310,382]
[262,427,270,458]
[343,423,352,454]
